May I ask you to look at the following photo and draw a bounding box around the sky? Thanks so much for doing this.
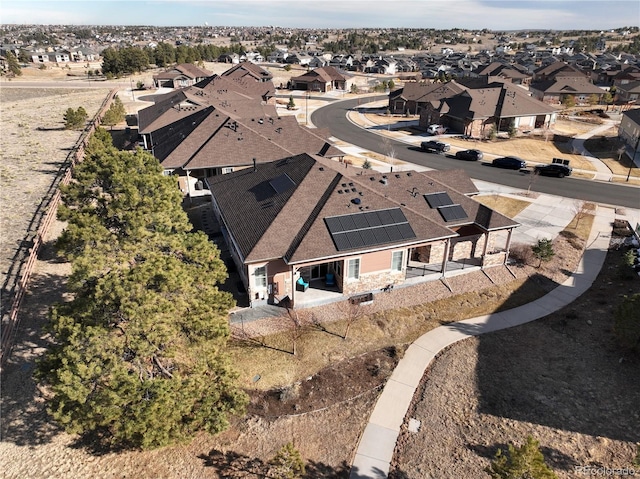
[0,0,638,31]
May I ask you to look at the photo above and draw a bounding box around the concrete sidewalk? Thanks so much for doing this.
[349,205,617,479]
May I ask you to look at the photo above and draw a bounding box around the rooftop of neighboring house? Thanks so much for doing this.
[530,76,606,95]
[290,65,349,83]
[152,62,212,80]
[221,61,274,82]
[207,154,519,264]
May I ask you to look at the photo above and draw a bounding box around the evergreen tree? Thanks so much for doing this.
[38,130,246,449]
[269,443,306,479]
[531,238,555,268]
[63,107,88,130]
[5,51,22,76]
[101,96,126,129]
[486,436,557,479]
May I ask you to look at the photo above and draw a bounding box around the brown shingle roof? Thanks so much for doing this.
[209,157,518,264]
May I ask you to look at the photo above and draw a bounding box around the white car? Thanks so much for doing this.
[427,124,448,135]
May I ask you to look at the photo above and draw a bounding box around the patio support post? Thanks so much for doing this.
[186,170,192,205]
[441,239,450,277]
[504,229,514,265]
[481,232,490,269]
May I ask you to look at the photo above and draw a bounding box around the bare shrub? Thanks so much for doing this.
[509,243,534,266]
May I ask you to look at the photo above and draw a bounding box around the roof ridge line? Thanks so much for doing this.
[284,172,343,262]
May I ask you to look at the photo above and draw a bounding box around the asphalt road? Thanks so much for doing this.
[312,95,640,209]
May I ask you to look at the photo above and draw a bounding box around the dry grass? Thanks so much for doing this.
[446,136,595,170]
[474,195,532,218]
[584,133,640,180]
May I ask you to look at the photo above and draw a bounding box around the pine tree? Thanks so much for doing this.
[5,51,22,76]
[101,96,126,129]
[269,442,306,479]
[486,436,557,479]
[38,130,246,449]
[531,238,555,268]
[63,107,88,130]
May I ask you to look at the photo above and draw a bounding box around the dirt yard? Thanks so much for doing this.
[0,86,111,317]
[391,242,640,479]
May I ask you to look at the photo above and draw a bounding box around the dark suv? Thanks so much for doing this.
[534,163,572,178]
[455,149,483,161]
[492,156,526,170]
[420,140,451,154]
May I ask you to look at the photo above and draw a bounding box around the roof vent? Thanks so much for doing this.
[319,167,324,171]
[351,198,361,205]
[380,178,388,185]
[407,172,412,176]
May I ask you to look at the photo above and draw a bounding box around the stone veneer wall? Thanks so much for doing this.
[342,270,405,296]
[483,251,507,267]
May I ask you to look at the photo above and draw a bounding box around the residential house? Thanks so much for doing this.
[529,77,606,105]
[152,63,212,88]
[388,80,465,115]
[470,61,532,85]
[221,61,274,83]
[138,68,343,195]
[618,108,640,165]
[532,61,585,82]
[207,154,519,308]
[289,66,348,92]
[422,79,559,137]
[616,81,640,104]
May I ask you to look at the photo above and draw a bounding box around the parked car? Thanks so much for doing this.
[455,149,483,161]
[534,163,572,178]
[492,156,526,170]
[427,124,449,135]
[420,140,451,154]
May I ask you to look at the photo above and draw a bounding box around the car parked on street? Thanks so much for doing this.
[420,140,451,154]
[492,156,526,170]
[455,149,483,161]
[534,163,573,178]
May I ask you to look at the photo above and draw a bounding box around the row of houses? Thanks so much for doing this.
[137,62,520,309]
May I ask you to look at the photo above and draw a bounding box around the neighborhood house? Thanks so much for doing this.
[207,155,519,309]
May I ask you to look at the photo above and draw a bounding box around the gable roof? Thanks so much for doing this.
[390,81,465,103]
[443,82,558,120]
[208,156,519,264]
[221,61,274,82]
[291,65,348,84]
[531,77,605,95]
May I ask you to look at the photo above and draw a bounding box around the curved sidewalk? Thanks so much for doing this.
[349,205,616,479]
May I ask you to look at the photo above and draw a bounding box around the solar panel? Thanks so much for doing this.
[325,216,344,234]
[326,208,417,251]
[332,233,352,251]
[438,204,468,222]
[339,214,357,232]
[269,173,296,194]
[364,211,382,227]
[424,192,453,209]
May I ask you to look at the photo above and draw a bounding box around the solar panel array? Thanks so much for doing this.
[424,192,468,223]
[325,208,416,251]
[269,173,296,194]
[438,204,468,222]
[424,192,453,208]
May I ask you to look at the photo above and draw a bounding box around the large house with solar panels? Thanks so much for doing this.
[207,154,519,309]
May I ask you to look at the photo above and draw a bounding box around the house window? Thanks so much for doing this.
[391,251,404,272]
[254,266,267,288]
[221,167,234,174]
[347,258,360,280]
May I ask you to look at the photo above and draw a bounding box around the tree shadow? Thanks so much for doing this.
[199,448,369,478]
[1,271,69,447]
[467,442,578,472]
[474,248,640,443]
